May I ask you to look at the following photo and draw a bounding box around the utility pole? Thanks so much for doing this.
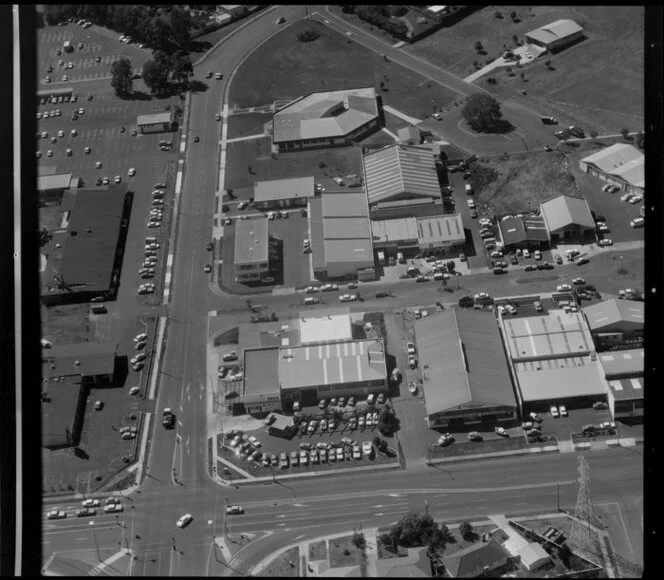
[569,455,596,545]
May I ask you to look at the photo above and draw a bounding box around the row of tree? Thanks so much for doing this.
[342,5,409,40]
[42,5,193,54]
[110,50,194,97]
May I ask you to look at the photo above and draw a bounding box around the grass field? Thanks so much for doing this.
[229,19,457,118]
[257,547,300,577]
[429,435,531,459]
[41,303,91,344]
[226,113,272,140]
[308,540,328,561]
[328,535,364,568]
[224,137,363,193]
[469,151,577,215]
[407,6,643,133]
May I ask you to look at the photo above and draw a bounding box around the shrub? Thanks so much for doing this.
[318,161,326,168]
[389,6,408,18]
[620,127,630,139]
[460,521,475,541]
[352,531,367,549]
[341,5,355,14]
[510,10,518,19]
[297,29,320,43]
[475,40,483,52]
[494,10,503,19]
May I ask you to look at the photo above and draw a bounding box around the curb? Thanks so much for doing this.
[218,460,402,486]
[427,445,560,465]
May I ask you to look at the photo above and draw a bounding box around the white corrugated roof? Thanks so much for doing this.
[540,194,595,233]
[526,19,583,45]
[581,144,644,188]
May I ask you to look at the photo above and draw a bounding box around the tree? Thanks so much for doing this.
[620,127,630,139]
[447,260,455,272]
[390,513,450,552]
[635,130,644,149]
[352,531,366,549]
[110,57,133,96]
[460,521,475,541]
[589,128,599,140]
[474,40,483,52]
[171,53,194,87]
[297,29,320,42]
[461,93,503,133]
[142,59,169,94]
[341,5,355,14]
[510,10,518,19]
[378,405,400,435]
[494,10,503,18]
[147,18,175,53]
[169,6,192,50]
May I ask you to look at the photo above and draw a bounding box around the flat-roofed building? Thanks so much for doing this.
[597,349,643,380]
[299,311,353,345]
[540,194,596,244]
[363,144,442,207]
[580,144,644,195]
[415,309,517,429]
[371,214,465,257]
[253,176,315,210]
[273,87,380,151]
[498,215,549,250]
[40,188,129,305]
[313,192,375,280]
[42,342,118,383]
[500,309,607,411]
[38,173,77,200]
[279,338,387,404]
[240,348,282,414]
[525,19,584,52]
[234,218,269,282]
[137,112,174,134]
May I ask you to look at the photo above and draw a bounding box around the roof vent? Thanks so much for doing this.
[50,364,56,370]
[74,360,80,366]
[87,228,92,233]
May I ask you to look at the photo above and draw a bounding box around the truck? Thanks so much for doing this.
[162,408,175,429]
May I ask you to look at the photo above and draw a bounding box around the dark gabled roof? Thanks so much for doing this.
[499,215,549,245]
[42,188,126,295]
[42,342,117,378]
[443,539,509,577]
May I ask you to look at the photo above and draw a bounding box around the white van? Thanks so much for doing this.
[465,184,473,194]
[41,338,52,348]
[397,252,405,264]
[304,297,319,305]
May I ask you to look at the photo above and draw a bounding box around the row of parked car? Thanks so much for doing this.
[137,183,168,297]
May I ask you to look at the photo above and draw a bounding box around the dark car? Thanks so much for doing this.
[194,136,199,143]
[95,177,102,186]
[509,254,518,265]
[525,264,537,272]
[458,296,474,308]
[120,126,125,133]
[577,257,590,266]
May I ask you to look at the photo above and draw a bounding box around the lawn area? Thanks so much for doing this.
[469,151,577,216]
[224,137,363,193]
[407,6,644,133]
[257,546,300,577]
[229,19,457,119]
[428,435,531,459]
[226,113,272,140]
[41,303,91,344]
[308,539,328,561]
[328,535,364,568]
[39,203,65,232]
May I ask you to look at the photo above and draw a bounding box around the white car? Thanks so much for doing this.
[550,405,560,418]
[237,201,249,210]
[128,168,136,176]
[598,238,613,247]
[95,161,102,168]
[406,341,416,355]
[104,503,123,513]
[467,199,476,209]
[176,514,193,528]
[494,426,509,437]
[362,441,373,457]
[522,249,530,259]
[437,433,454,446]
[497,304,506,315]
[47,510,67,520]
[534,250,542,260]
[114,176,121,184]
[629,195,643,204]
[267,211,275,220]
[58,130,65,137]
[248,436,261,447]
[557,284,572,292]
[339,293,357,302]
[226,505,244,515]
[82,498,100,507]
[620,193,634,202]
[559,405,568,417]
[630,217,645,228]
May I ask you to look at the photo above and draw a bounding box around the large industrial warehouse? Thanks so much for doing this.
[500,309,607,412]
[40,187,129,305]
[415,308,517,429]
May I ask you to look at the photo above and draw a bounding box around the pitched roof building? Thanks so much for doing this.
[498,215,549,248]
[415,309,516,427]
[540,194,595,243]
[273,87,379,150]
[583,298,644,335]
[580,144,644,194]
[363,144,441,206]
[525,19,584,51]
[443,539,511,577]
[252,176,315,209]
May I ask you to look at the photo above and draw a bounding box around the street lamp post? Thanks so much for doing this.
[89,521,101,563]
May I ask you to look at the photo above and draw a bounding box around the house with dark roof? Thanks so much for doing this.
[540,194,596,244]
[525,19,584,52]
[40,188,129,304]
[498,215,549,250]
[442,539,512,577]
[414,309,517,428]
[273,87,380,151]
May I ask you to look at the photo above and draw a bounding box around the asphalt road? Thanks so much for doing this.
[41,8,644,576]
